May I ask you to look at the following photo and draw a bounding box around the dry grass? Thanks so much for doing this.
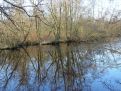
[0,10,121,48]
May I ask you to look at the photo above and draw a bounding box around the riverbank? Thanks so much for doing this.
[0,34,120,51]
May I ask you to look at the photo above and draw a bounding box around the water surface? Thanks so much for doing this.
[1,39,121,91]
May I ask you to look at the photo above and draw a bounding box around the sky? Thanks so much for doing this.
[0,0,121,19]
[82,0,121,18]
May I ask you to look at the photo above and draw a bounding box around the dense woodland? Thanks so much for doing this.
[0,0,121,48]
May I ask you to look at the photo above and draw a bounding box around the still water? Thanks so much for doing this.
[1,39,121,91]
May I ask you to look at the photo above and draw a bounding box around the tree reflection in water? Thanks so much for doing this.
[0,43,121,91]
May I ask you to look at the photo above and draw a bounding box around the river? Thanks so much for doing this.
[0,39,121,91]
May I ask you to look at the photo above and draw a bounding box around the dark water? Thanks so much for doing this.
[1,40,121,91]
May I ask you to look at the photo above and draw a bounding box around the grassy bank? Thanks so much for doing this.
[0,18,121,49]
[0,29,121,50]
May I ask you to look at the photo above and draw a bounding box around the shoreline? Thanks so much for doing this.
[0,35,120,51]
